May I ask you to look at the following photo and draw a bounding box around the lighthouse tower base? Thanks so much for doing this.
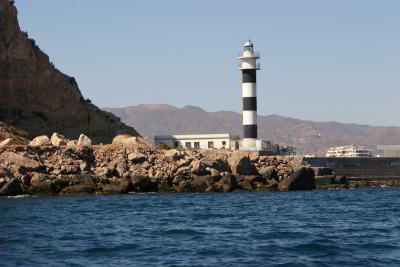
[239,138,279,156]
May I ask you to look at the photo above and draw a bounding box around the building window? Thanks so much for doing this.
[208,141,214,149]
[185,142,191,149]
[174,141,179,148]
[194,142,200,149]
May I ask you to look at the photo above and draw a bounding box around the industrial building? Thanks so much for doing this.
[377,145,400,157]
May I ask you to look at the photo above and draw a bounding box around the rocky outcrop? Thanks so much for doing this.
[278,167,316,191]
[0,0,139,143]
[2,140,397,196]
[0,141,310,196]
[29,135,51,147]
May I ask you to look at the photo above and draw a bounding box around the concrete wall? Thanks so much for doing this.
[155,137,236,150]
[304,157,400,177]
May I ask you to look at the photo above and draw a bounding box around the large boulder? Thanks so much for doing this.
[127,152,147,163]
[0,151,40,171]
[228,151,257,175]
[29,135,51,146]
[334,175,347,185]
[51,132,68,146]
[165,149,186,161]
[190,160,209,175]
[258,166,278,181]
[0,138,12,147]
[101,178,133,194]
[29,173,53,195]
[200,151,230,172]
[0,178,24,196]
[131,176,158,192]
[67,140,78,150]
[77,134,92,148]
[112,135,132,144]
[59,184,96,195]
[314,175,335,186]
[116,161,127,177]
[215,174,238,192]
[278,167,315,191]
[112,135,147,146]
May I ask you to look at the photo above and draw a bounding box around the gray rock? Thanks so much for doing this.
[30,173,53,195]
[0,151,40,170]
[127,152,147,163]
[59,184,96,195]
[278,167,315,191]
[51,132,68,146]
[334,175,347,185]
[190,160,208,175]
[132,176,158,192]
[258,166,278,181]
[116,162,127,177]
[77,134,92,148]
[102,178,132,194]
[67,140,78,150]
[29,135,51,146]
[215,174,238,192]
[228,151,257,175]
[0,178,23,196]
[0,138,12,147]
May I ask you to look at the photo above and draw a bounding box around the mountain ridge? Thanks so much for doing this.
[104,104,400,155]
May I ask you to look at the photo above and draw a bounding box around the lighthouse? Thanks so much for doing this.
[238,40,260,149]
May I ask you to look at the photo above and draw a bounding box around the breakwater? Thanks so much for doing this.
[304,157,400,178]
[0,143,314,196]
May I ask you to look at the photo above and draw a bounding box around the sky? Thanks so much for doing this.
[15,0,400,126]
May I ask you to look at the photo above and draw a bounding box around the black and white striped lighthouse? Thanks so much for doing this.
[238,40,260,147]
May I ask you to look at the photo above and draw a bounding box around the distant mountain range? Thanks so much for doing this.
[103,104,400,155]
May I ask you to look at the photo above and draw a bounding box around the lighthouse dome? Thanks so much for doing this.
[244,40,253,47]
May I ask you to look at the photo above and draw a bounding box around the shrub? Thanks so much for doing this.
[156,143,171,150]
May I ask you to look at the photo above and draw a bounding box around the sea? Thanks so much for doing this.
[1,187,400,266]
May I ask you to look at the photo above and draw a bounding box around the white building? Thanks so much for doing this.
[154,133,240,150]
[326,145,373,158]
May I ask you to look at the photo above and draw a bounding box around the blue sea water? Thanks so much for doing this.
[1,188,400,266]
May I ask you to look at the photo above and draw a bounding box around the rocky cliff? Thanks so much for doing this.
[0,0,139,143]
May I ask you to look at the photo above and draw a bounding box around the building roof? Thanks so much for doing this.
[154,133,240,140]
[244,40,253,47]
[377,145,400,151]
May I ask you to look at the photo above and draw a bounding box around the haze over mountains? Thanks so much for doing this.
[104,104,400,155]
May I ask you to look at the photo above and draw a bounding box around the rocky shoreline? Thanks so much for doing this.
[0,134,398,197]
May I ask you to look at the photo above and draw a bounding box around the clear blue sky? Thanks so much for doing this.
[16,0,400,126]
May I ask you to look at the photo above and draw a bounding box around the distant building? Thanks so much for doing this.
[154,133,240,150]
[377,145,400,157]
[326,145,373,158]
[279,146,297,156]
